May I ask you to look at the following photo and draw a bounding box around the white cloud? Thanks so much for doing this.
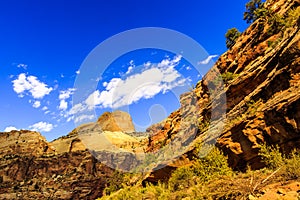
[12,73,53,99]
[68,103,87,115]
[17,63,27,70]
[198,55,218,65]
[29,122,54,132]
[66,55,187,122]
[42,106,48,111]
[45,110,50,114]
[125,60,135,75]
[4,126,17,132]
[59,99,68,110]
[125,66,134,75]
[84,55,187,109]
[186,66,192,70]
[76,70,80,75]
[58,88,75,111]
[144,62,151,67]
[32,101,41,108]
[66,116,74,122]
[59,88,75,100]
[74,114,95,123]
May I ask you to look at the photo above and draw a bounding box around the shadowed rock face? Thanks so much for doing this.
[0,130,114,199]
[0,111,139,199]
[0,108,165,198]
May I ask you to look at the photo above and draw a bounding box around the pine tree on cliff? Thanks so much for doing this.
[225,28,241,49]
[244,0,264,23]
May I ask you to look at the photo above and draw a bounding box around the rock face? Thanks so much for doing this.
[145,0,300,179]
[0,130,55,156]
[51,110,136,154]
[97,111,135,133]
[0,111,139,199]
[0,130,114,199]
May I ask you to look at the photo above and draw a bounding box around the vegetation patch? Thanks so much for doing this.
[100,144,300,200]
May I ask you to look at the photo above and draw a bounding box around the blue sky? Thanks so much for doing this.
[0,0,249,141]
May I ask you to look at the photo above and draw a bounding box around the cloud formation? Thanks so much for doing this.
[17,63,28,70]
[58,88,75,111]
[66,55,189,125]
[29,121,54,132]
[59,100,68,110]
[12,73,53,99]
[4,126,17,132]
[85,55,186,109]
[33,101,41,108]
[74,114,94,123]
[198,55,218,65]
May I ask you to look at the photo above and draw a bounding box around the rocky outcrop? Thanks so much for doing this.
[0,130,114,199]
[97,110,135,133]
[146,0,300,177]
[0,111,142,199]
[0,130,55,156]
[51,110,136,154]
[215,0,300,170]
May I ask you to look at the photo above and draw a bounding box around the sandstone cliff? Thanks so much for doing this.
[0,111,138,199]
[145,0,300,181]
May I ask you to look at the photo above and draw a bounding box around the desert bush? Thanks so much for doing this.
[221,72,238,83]
[258,144,285,169]
[103,171,137,196]
[212,71,238,87]
[285,7,300,28]
[168,166,195,191]
[103,171,126,195]
[258,144,300,183]
[168,146,233,192]
[284,150,300,180]
[193,147,233,180]
[101,182,171,200]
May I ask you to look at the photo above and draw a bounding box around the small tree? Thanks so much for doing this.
[244,0,264,23]
[225,28,241,49]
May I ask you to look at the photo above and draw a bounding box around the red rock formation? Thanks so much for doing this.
[0,130,114,199]
[146,0,300,176]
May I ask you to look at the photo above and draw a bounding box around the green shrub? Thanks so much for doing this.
[193,147,233,180]
[168,146,233,192]
[222,72,238,83]
[168,166,196,191]
[244,0,264,23]
[104,171,126,195]
[259,144,300,181]
[104,171,137,196]
[225,28,241,49]
[258,144,285,169]
[101,182,170,200]
[285,150,300,179]
[285,7,300,28]
[267,14,285,36]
